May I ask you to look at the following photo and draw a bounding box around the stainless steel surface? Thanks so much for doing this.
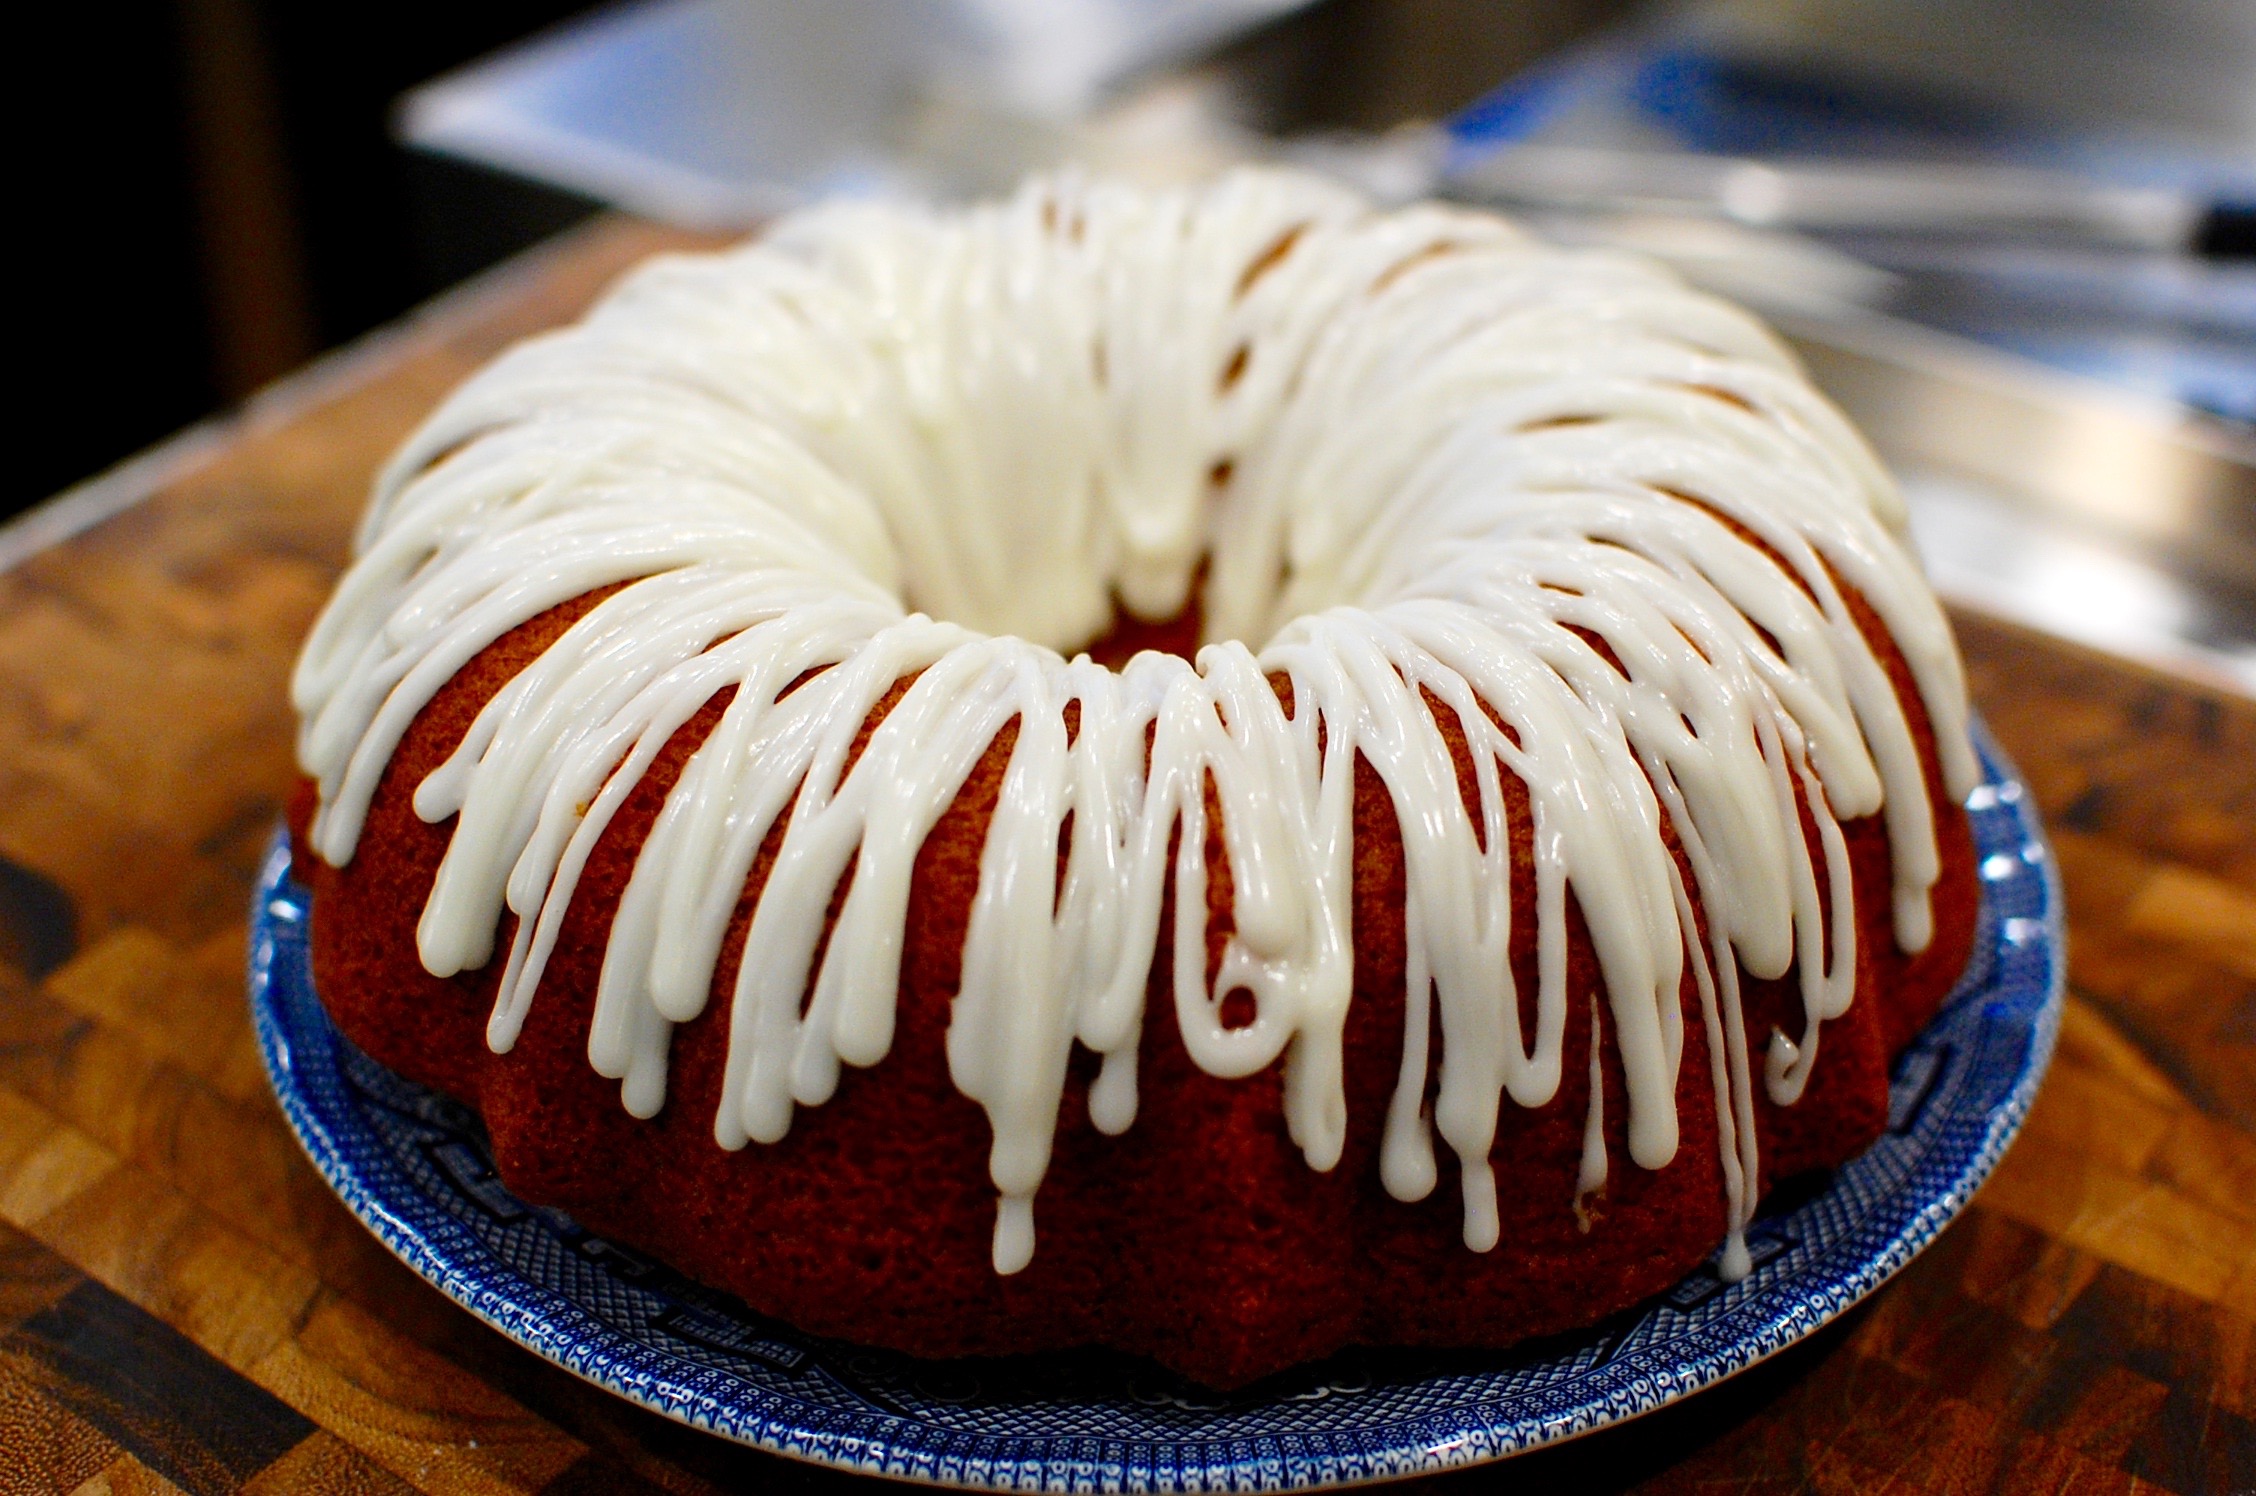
[1454,145,2209,251]
[399,0,948,228]
[1779,313,2256,690]
[1899,468,2256,691]
[1785,314,2256,583]
[397,0,1320,228]
[1697,0,2256,155]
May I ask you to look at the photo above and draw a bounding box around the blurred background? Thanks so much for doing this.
[31,0,602,510]
[22,0,2256,679]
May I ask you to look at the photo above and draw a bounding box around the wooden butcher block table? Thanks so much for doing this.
[0,218,2250,1496]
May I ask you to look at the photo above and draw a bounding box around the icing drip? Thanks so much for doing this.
[293,169,1976,1277]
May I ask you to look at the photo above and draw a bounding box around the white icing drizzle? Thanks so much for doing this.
[293,169,1976,1278]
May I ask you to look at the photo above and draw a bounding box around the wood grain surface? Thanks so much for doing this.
[0,216,2249,1496]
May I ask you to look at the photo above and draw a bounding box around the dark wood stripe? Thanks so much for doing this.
[537,1451,678,1495]
[0,853,76,982]
[2050,1256,2255,1427]
[2129,1386,2256,1496]
[1,1277,312,1495]
[537,1439,880,1494]
[0,1218,84,1332]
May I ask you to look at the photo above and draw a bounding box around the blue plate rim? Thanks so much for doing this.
[249,717,2063,1490]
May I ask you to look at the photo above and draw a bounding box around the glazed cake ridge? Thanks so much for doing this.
[291,167,1977,1284]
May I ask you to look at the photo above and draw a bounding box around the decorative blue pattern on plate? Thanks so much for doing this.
[250,720,2062,1490]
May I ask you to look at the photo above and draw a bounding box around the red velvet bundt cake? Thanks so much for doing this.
[289,169,1980,1389]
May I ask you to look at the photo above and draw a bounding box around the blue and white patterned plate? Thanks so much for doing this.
[250,720,2062,1490]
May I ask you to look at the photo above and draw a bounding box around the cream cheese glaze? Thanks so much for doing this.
[293,168,1977,1280]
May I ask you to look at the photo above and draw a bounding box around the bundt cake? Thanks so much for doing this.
[288,168,1981,1389]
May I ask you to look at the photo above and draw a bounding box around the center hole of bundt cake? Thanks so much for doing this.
[1066,556,1218,669]
[1075,599,1206,670]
